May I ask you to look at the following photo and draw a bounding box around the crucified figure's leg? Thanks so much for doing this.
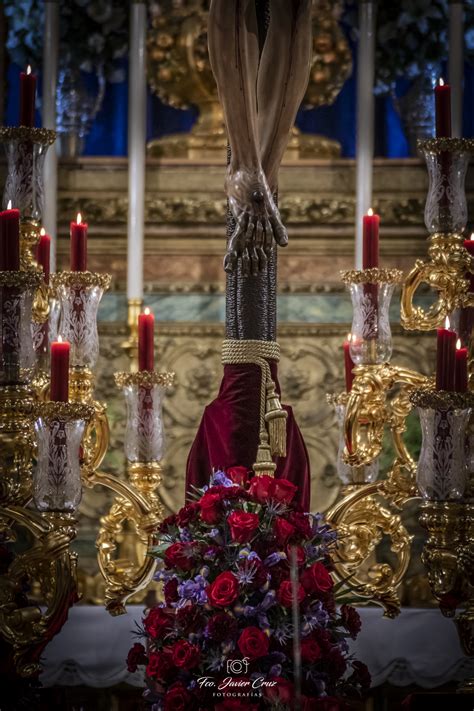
[208,0,288,276]
[257,0,312,193]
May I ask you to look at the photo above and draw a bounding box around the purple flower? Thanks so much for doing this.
[273,623,293,644]
[264,551,286,567]
[212,470,234,487]
[177,575,208,606]
[269,664,282,677]
[301,601,330,634]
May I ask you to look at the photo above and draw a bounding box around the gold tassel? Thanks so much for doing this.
[253,431,277,477]
[265,380,288,457]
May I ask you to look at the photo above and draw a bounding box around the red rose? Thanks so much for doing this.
[200,492,223,524]
[146,650,174,682]
[301,635,322,663]
[164,542,196,571]
[176,605,203,634]
[285,544,306,568]
[164,682,192,711]
[227,510,259,543]
[170,640,201,670]
[325,646,347,678]
[206,612,238,641]
[341,604,361,639]
[216,700,258,711]
[276,579,305,608]
[144,607,172,639]
[248,475,274,503]
[263,677,294,704]
[207,571,239,608]
[176,502,199,527]
[350,660,371,691]
[237,626,269,659]
[126,642,147,672]
[273,518,296,546]
[288,511,313,539]
[227,466,250,486]
[301,562,333,595]
[164,577,179,604]
[249,476,297,505]
[272,478,297,504]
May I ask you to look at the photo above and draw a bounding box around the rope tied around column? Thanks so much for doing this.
[221,339,287,477]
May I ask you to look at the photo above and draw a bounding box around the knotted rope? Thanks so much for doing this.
[221,339,287,476]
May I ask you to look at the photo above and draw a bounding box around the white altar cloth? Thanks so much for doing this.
[41,606,474,689]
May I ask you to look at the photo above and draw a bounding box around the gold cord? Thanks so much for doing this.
[221,339,287,476]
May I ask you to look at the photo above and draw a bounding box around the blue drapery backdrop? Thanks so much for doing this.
[5,53,474,158]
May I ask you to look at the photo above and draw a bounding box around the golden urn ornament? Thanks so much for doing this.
[147,0,352,159]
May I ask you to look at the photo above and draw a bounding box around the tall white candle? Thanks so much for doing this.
[449,1,464,138]
[355,1,376,270]
[42,0,59,272]
[127,0,147,301]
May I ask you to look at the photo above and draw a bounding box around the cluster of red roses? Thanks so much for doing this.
[127,467,370,711]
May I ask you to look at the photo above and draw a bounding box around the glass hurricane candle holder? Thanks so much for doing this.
[0,270,41,384]
[52,272,111,369]
[341,268,403,366]
[419,138,474,234]
[115,371,175,463]
[31,292,60,375]
[0,127,56,225]
[410,389,474,501]
[33,402,94,512]
[327,393,379,484]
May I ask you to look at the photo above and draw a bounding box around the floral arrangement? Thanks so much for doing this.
[344,0,449,94]
[127,468,370,710]
[4,0,128,82]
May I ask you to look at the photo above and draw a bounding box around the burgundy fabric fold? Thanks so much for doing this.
[186,362,310,511]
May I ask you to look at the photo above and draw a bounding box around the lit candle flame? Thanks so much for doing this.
[347,333,352,342]
[57,335,63,343]
[445,316,451,329]
[76,212,82,225]
[456,338,462,350]
[439,77,445,87]
[144,307,151,316]
[470,232,474,241]
[367,208,373,217]
[26,65,31,76]
[40,227,45,236]
[7,200,12,210]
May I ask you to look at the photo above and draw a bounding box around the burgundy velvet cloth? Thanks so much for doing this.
[186,362,311,510]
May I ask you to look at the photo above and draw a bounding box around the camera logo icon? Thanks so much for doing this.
[226,657,250,675]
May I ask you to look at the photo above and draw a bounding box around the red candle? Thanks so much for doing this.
[362,208,380,270]
[343,334,355,392]
[36,228,51,283]
[70,213,88,271]
[435,78,451,138]
[138,308,155,371]
[454,339,468,393]
[19,65,36,128]
[0,202,20,271]
[50,337,70,402]
[436,317,457,391]
[435,79,451,138]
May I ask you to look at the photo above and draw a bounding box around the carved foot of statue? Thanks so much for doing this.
[224,167,288,275]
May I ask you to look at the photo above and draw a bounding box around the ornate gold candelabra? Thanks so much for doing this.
[0,125,173,675]
[327,136,474,690]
